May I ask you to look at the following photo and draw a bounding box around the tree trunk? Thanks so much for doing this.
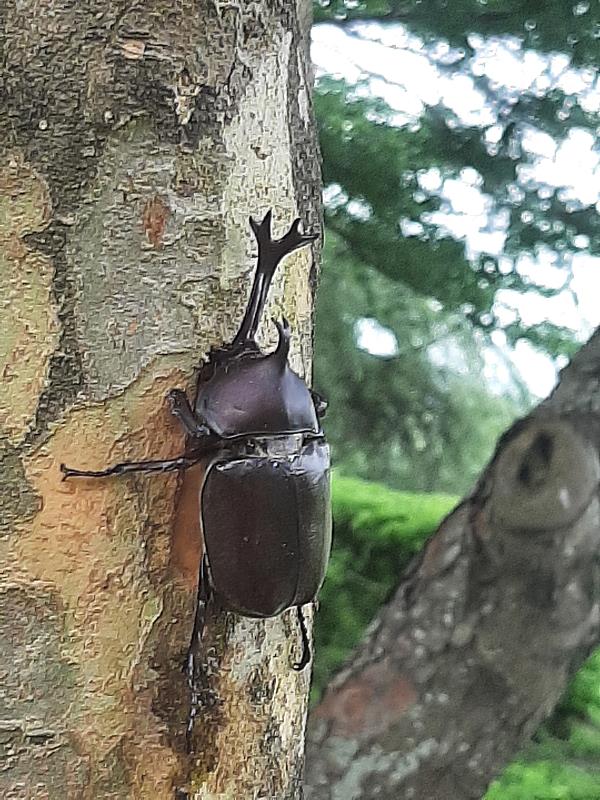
[305,330,600,800]
[1,2,320,797]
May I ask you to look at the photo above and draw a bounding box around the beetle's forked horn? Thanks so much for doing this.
[232,211,317,347]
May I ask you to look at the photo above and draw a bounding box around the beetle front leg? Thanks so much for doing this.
[60,454,206,480]
[168,389,214,439]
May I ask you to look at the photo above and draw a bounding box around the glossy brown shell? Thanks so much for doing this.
[201,440,331,617]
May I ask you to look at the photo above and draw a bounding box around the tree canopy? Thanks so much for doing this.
[314,1,600,66]
[311,0,600,491]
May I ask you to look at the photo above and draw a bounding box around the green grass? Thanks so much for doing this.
[313,472,457,698]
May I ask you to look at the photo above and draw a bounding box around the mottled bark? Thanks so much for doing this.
[1,1,320,798]
[305,331,600,800]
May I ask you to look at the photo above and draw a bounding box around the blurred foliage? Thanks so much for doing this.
[310,0,600,492]
[486,761,600,800]
[315,77,593,349]
[317,81,495,323]
[314,231,525,493]
[313,473,456,697]
[313,0,600,351]
[314,1,600,66]
[315,475,600,799]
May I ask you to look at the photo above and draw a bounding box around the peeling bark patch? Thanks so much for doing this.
[0,440,40,536]
[14,366,188,797]
[120,39,146,60]
[106,3,244,150]
[91,739,133,799]
[0,730,89,800]
[143,195,171,249]
[0,153,60,443]
[68,121,229,400]
[315,660,417,737]
[0,585,74,725]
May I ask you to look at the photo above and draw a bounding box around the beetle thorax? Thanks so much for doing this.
[241,433,306,459]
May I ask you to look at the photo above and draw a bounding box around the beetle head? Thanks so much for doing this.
[193,214,319,439]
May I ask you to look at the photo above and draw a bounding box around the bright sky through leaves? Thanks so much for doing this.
[312,23,600,396]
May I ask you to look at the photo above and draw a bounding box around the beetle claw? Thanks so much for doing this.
[291,606,311,671]
[311,390,328,419]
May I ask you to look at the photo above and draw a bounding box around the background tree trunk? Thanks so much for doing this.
[305,330,600,800]
[0,1,320,797]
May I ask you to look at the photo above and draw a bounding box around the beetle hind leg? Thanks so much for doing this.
[185,553,214,751]
[292,605,311,671]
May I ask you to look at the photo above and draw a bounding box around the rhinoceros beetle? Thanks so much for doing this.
[61,211,332,744]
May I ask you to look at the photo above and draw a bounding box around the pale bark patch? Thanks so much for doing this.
[0,152,59,443]
[220,30,314,378]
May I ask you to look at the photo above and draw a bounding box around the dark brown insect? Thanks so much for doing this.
[61,212,332,745]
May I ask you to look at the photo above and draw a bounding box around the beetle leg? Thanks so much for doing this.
[185,553,214,751]
[311,390,328,419]
[292,605,311,671]
[60,454,205,480]
[167,389,213,438]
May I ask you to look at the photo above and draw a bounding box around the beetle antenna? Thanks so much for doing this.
[232,212,317,348]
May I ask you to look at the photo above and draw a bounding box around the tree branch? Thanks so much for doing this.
[305,326,600,800]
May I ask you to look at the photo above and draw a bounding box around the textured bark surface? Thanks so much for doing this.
[305,330,600,800]
[1,1,320,798]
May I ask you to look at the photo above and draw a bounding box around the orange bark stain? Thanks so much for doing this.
[314,659,417,737]
[13,366,191,796]
[143,195,171,249]
[171,462,204,589]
